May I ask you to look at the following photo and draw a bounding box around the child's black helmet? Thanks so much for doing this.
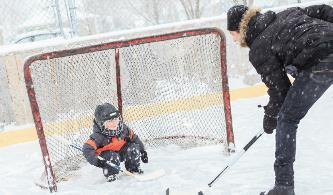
[94,103,120,127]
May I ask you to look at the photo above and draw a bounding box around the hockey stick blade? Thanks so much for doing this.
[34,180,49,190]
[125,168,166,181]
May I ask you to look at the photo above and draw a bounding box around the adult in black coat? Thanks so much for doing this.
[227,4,333,195]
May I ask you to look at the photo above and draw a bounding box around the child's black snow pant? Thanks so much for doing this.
[100,143,141,177]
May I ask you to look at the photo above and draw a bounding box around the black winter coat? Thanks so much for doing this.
[82,121,145,167]
[239,4,333,117]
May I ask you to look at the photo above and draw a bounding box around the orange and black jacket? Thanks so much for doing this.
[82,121,145,167]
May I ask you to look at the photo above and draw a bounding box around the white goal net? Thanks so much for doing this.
[24,28,234,192]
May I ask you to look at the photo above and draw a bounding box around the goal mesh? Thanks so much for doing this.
[24,28,233,192]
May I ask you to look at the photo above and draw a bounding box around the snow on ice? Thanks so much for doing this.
[1,87,333,195]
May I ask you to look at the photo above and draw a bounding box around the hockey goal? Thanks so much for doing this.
[24,28,234,192]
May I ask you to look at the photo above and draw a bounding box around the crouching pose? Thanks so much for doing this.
[227,4,333,195]
[83,103,148,182]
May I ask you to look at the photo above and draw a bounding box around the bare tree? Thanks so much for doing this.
[232,0,247,5]
[275,0,289,7]
[125,0,164,25]
[125,0,183,25]
[178,0,203,19]
[151,0,160,24]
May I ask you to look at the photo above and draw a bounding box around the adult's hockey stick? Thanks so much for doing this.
[208,129,264,187]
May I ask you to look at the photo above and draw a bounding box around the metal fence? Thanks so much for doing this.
[0,0,235,45]
[0,0,320,45]
[0,0,72,44]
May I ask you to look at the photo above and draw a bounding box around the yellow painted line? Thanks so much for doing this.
[230,84,267,101]
[0,84,267,148]
[124,93,224,122]
[0,127,37,148]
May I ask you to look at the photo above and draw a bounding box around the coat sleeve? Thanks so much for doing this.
[82,137,102,167]
[132,133,145,151]
[123,124,145,151]
[304,4,333,23]
[250,54,291,117]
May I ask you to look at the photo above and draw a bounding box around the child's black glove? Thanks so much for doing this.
[140,150,148,163]
[263,114,277,134]
[98,158,121,173]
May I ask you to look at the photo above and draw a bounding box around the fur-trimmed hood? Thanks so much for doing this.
[239,7,276,47]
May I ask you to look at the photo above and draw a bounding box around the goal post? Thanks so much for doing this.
[24,28,234,192]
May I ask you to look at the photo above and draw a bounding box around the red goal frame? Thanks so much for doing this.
[24,28,234,192]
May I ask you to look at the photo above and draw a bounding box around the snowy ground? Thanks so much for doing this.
[1,87,333,195]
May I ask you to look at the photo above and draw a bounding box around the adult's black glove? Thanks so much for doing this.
[263,114,277,134]
[140,150,148,163]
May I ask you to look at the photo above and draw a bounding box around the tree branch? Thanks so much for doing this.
[125,0,156,25]
[179,0,191,19]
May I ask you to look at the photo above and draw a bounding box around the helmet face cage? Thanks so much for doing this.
[102,114,123,137]
[102,128,119,137]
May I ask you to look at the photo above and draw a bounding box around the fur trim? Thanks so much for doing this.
[239,7,261,47]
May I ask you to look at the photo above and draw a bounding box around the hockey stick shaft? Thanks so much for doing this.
[208,129,264,187]
[70,144,122,172]
[70,144,147,180]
